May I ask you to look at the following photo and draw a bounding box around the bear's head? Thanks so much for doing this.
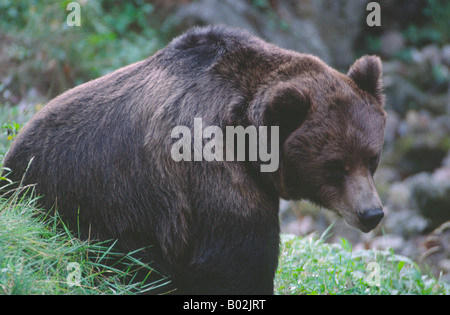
[261,55,386,232]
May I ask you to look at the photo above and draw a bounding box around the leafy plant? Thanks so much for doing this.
[0,186,171,295]
[2,122,22,141]
[275,234,450,295]
[403,0,450,46]
[425,0,450,43]
[0,0,164,98]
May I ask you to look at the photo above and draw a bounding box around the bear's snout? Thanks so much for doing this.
[334,173,385,233]
[357,208,384,231]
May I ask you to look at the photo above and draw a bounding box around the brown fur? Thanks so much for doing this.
[2,26,386,294]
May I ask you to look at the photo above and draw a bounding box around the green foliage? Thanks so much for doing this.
[0,186,171,295]
[2,122,22,141]
[403,25,443,47]
[251,0,271,10]
[425,0,450,43]
[403,0,450,46]
[0,0,163,96]
[0,104,39,157]
[250,0,290,32]
[362,0,450,57]
[275,234,450,295]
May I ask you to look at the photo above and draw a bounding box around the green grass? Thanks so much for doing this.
[0,187,171,295]
[0,105,38,157]
[275,233,450,295]
[1,191,449,295]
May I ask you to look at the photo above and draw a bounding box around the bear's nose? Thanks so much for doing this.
[358,208,384,230]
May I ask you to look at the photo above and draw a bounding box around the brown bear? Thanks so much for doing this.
[2,25,386,294]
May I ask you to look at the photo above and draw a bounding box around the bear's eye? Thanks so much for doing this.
[326,160,349,181]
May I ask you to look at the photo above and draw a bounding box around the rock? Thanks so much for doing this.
[171,0,332,63]
[305,0,366,68]
[381,111,402,162]
[378,162,450,238]
[421,44,442,65]
[396,142,447,176]
[387,109,450,176]
[405,110,431,131]
[385,181,413,210]
[410,45,443,66]
[384,110,400,144]
[383,43,450,116]
[381,175,433,238]
[172,0,259,34]
[169,0,367,68]
[409,171,450,230]
[373,166,401,198]
[419,221,450,281]
[408,44,450,94]
[380,30,405,57]
[442,151,450,168]
[383,71,427,115]
[442,45,450,67]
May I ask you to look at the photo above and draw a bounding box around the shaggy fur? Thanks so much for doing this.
[3,25,386,294]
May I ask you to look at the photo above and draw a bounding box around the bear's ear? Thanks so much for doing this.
[348,55,384,103]
[263,82,313,141]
